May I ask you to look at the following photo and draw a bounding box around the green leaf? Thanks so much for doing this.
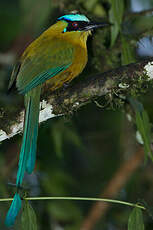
[109,11,119,47]
[109,0,124,46]
[135,110,152,162]
[128,207,144,230]
[109,0,124,26]
[129,98,152,162]
[121,35,135,65]
[21,201,37,230]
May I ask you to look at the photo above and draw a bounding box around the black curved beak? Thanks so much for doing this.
[80,21,111,31]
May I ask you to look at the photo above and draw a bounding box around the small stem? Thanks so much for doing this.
[0,196,146,210]
[0,198,13,202]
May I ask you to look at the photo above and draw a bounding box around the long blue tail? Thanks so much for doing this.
[5,87,41,226]
[17,86,41,186]
[5,193,22,226]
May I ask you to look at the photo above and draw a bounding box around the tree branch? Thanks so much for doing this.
[1,58,153,142]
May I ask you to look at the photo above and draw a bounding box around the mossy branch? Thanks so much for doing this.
[0,58,153,142]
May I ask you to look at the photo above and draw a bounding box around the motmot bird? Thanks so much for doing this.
[5,13,110,226]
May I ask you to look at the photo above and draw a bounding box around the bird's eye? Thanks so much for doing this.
[72,22,78,28]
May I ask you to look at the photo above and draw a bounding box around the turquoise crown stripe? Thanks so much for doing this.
[58,14,90,22]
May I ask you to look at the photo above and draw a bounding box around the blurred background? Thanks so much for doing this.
[1,0,153,229]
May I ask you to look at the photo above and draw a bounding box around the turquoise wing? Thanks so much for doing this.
[16,39,74,94]
[18,64,70,94]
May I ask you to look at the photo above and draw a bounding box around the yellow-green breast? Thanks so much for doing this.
[18,21,89,92]
[45,22,89,91]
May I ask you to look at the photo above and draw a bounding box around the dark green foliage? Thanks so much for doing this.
[121,35,136,65]
[128,207,144,230]
[129,98,152,162]
[21,201,37,230]
[109,0,124,46]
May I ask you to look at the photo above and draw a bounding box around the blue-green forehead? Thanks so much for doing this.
[58,14,90,22]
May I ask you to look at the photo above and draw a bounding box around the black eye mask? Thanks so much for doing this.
[63,20,90,32]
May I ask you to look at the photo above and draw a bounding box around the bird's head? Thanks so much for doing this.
[56,13,110,35]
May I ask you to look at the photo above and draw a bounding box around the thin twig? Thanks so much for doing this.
[0,196,145,211]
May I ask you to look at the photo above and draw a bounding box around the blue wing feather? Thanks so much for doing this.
[19,64,70,94]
